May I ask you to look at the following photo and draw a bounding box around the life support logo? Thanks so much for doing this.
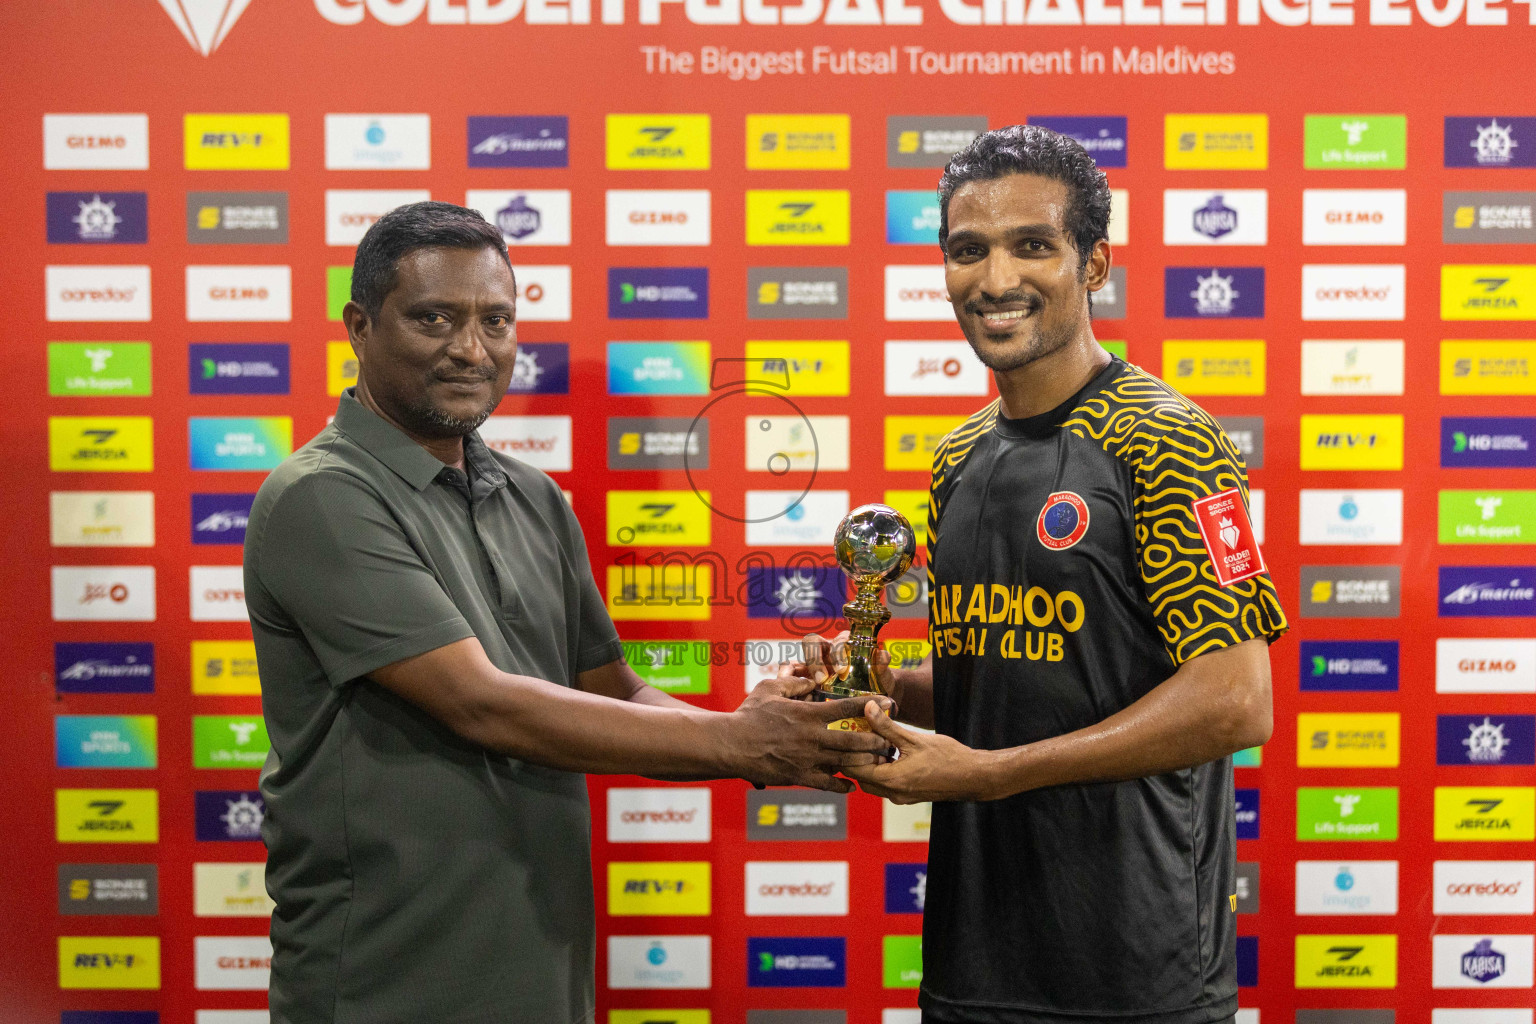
[1037,492,1089,550]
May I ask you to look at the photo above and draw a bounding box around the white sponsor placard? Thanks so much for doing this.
[1299,490,1404,546]
[1302,265,1406,321]
[466,190,572,246]
[1435,861,1536,915]
[196,1013,270,1024]
[44,114,149,170]
[478,415,573,471]
[741,637,807,693]
[1162,190,1268,245]
[325,189,431,246]
[744,491,849,547]
[1249,489,1266,545]
[51,566,155,621]
[745,861,849,916]
[185,265,292,322]
[510,265,571,322]
[1301,340,1406,395]
[191,566,248,622]
[1108,189,1129,246]
[194,862,276,917]
[883,1012,923,1024]
[607,787,711,843]
[884,341,990,396]
[885,265,952,321]
[1433,1011,1534,1024]
[1432,934,1534,989]
[882,800,932,842]
[607,935,711,989]
[195,935,273,990]
[1437,639,1536,694]
[606,190,712,246]
[745,416,849,473]
[1303,189,1408,245]
[50,491,155,547]
[1234,1013,1258,1024]
[324,114,431,170]
[46,265,151,322]
[1295,860,1399,915]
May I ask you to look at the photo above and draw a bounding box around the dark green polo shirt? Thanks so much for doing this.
[245,390,622,1024]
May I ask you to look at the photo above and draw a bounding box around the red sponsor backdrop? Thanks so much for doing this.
[2,2,1534,1021]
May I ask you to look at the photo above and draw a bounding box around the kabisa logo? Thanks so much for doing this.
[608,268,709,320]
[1440,567,1536,618]
[1197,196,1236,239]
[1036,491,1090,551]
[748,937,847,988]
[47,192,148,245]
[155,0,255,55]
[1437,714,1536,766]
[468,116,568,168]
[1162,191,1268,246]
[1165,267,1265,318]
[1029,116,1128,167]
[55,642,155,694]
[505,342,569,394]
[1443,417,1536,468]
[498,195,540,239]
[1300,641,1399,692]
[191,493,254,545]
[195,790,265,841]
[466,189,571,246]
[1461,938,1507,983]
[189,343,289,395]
[1446,117,1536,169]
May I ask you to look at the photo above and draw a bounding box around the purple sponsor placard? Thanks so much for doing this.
[1442,417,1536,468]
[467,116,568,168]
[47,191,148,244]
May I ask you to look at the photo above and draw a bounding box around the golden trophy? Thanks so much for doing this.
[814,503,917,729]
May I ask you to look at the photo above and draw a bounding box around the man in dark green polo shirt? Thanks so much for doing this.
[244,201,887,1024]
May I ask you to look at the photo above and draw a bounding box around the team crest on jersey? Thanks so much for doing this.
[1037,491,1090,550]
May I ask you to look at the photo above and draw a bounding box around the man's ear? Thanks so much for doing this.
[1082,239,1112,293]
[341,300,369,361]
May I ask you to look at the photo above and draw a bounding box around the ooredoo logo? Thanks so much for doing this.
[325,189,431,246]
[1434,861,1535,914]
[47,266,152,322]
[1302,265,1405,321]
[190,566,248,623]
[745,862,848,916]
[607,787,711,842]
[477,416,573,472]
[884,265,951,321]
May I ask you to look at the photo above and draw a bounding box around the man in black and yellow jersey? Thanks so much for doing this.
[807,126,1288,1024]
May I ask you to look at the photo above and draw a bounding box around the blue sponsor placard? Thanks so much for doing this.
[1236,936,1258,988]
[189,343,290,395]
[1299,641,1400,692]
[746,566,845,621]
[54,642,154,694]
[188,416,291,471]
[1437,714,1536,765]
[46,191,148,244]
[1028,116,1128,168]
[1445,116,1536,168]
[191,493,254,545]
[62,1014,160,1024]
[467,115,569,168]
[507,342,570,394]
[195,790,266,841]
[608,267,709,320]
[1442,417,1536,468]
[1235,788,1260,840]
[884,863,926,914]
[607,342,710,396]
[1163,267,1265,318]
[885,191,941,245]
[748,937,846,988]
[1440,566,1536,617]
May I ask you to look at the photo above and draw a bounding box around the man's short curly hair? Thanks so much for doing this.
[351,201,512,320]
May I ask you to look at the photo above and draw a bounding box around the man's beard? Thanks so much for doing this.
[397,390,501,438]
[961,293,1077,373]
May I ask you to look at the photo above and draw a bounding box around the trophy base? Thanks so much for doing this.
[812,681,879,732]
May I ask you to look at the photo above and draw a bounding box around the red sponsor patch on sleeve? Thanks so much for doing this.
[1191,487,1267,587]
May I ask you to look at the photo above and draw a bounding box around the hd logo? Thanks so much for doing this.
[746,191,850,246]
[608,862,711,916]
[1441,265,1536,320]
[606,491,711,547]
[1294,935,1397,988]
[607,115,710,170]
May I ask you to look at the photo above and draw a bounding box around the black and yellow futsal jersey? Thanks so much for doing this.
[920,356,1287,1024]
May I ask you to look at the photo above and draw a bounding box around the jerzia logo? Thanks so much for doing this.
[156,0,256,56]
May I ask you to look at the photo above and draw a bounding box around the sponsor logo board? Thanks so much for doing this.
[324,114,430,170]
[1302,265,1406,321]
[884,341,989,397]
[1446,192,1536,245]
[608,787,711,842]
[747,415,849,472]
[1432,934,1534,988]
[1440,567,1536,617]
[1030,116,1127,167]
[608,861,711,916]
[1294,935,1397,988]
[606,564,714,622]
[607,490,711,546]
[510,264,571,321]
[1301,340,1405,396]
[1299,415,1404,471]
[184,114,289,170]
[1304,115,1407,169]
[192,493,254,546]
[1164,340,1265,394]
[1165,114,1268,169]
[195,790,265,842]
[187,191,288,244]
[55,642,154,694]
[608,935,711,989]
[44,114,149,170]
[1303,190,1407,245]
[49,416,154,471]
[47,265,151,322]
[1235,862,1259,913]
[1435,861,1536,915]
[1299,490,1403,545]
[621,641,709,694]
[192,640,261,695]
[1219,416,1265,469]
[745,861,848,916]
[607,115,711,170]
[1444,417,1536,468]
[52,566,156,621]
[1095,266,1127,320]
[1164,267,1264,318]
[1299,565,1401,618]
[185,265,291,322]
[745,566,844,622]
[58,863,158,916]
[887,115,986,167]
[193,715,269,768]
[194,862,274,917]
[47,341,152,398]
[464,190,571,246]
[608,268,707,320]
[1297,713,1399,767]
[609,417,707,470]
[1446,117,1536,168]
[189,343,288,395]
[750,937,846,988]
[885,863,927,914]
[48,192,148,244]
[885,415,967,471]
[478,415,573,471]
[748,266,847,319]
[1297,787,1399,841]
[467,115,568,168]
[1295,861,1398,916]
[195,935,272,990]
[885,265,951,320]
[50,491,155,547]
[1442,265,1536,321]
[606,190,711,246]
[324,189,431,246]
[744,490,848,547]
[56,788,158,842]
[744,340,849,396]
[746,190,850,246]
[1435,787,1536,841]
[1163,190,1268,245]
[1300,640,1399,692]
[1440,490,1536,544]
[59,936,160,990]
[747,114,850,170]
[190,565,248,622]
[883,936,922,989]
[56,715,157,768]
[504,341,569,394]
[1236,788,1260,839]
[608,341,710,394]
[748,790,847,841]
[886,190,940,245]
[882,800,931,842]
[1437,639,1536,693]
[1442,341,1536,395]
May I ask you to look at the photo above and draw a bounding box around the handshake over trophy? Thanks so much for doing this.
[812,503,917,728]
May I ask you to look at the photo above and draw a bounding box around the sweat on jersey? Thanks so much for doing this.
[920,357,1287,1024]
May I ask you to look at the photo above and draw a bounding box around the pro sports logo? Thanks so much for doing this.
[1192,489,1266,587]
[1036,492,1089,551]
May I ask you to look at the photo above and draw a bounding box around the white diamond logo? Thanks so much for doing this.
[156,0,255,56]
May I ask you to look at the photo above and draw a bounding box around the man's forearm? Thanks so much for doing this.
[887,661,935,730]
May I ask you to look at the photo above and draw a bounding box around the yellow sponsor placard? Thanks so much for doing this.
[1163,341,1266,395]
[49,417,154,472]
[327,341,358,397]
[1294,934,1396,989]
[885,416,967,471]
[191,640,262,695]
[1297,713,1400,767]
[744,341,850,396]
[184,114,290,170]
[194,862,275,917]
[1440,265,1536,321]
[1299,414,1404,471]
[612,1013,710,1024]
[746,114,851,170]
[746,190,851,246]
[607,491,711,547]
[606,114,710,170]
[1435,786,1536,841]
[56,788,158,843]
[1165,114,1268,170]
[607,564,714,621]
[883,490,930,547]
[607,861,711,916]
[59,936,161,990]
[1440,340,1536,395]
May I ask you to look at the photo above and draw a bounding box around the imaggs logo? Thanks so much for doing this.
[156,0,255,55]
